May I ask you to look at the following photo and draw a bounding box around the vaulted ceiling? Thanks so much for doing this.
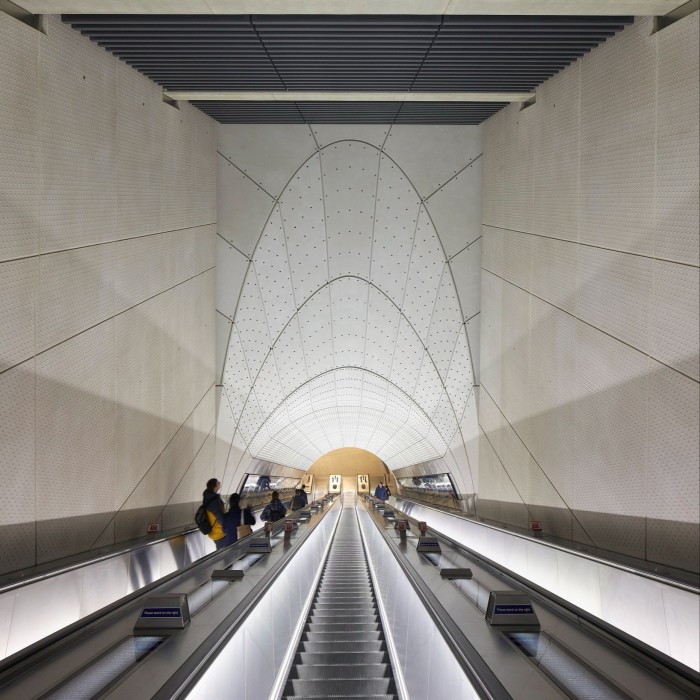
[56,11,636,477]
[215,127,482,472]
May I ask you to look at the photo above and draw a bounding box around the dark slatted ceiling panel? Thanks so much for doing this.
[63,14,633,124]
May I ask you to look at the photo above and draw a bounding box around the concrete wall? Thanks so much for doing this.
[0,14,217,575]
[479,15,699,573]
[215,124,481,501]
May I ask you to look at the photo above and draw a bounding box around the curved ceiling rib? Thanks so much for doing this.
[220,137,477,469]
[247,367,450,470]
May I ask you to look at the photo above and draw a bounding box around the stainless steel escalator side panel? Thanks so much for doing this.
[0,529,214,666]
[386,501,698,700]
[392,497,700,675]
[0,506,330,700]
[357,502,568,700]
[114,498,343,700]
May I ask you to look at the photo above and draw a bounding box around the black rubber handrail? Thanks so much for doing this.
[359,500,514,700]
[150,496,341,700]
[0,501,299,687]
[384,497,700,696]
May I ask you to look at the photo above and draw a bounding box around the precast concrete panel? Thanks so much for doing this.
[424,156,482,260]
[218,123,316,199]
[383,125,481,199]
[0,14,40,263]
[371,154,420,306]
[255,206,298,341]
[448,239,481,322]
[217,126,481,481]
[0,257,38,373]
[580,18,656,256]
[322,141,379,281]
[402,206,445,342]
[217,155,275,258]
[279,157,328,302]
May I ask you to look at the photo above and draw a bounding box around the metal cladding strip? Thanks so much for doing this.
[26,1,680,13]
[149,498,343,700]
[357,502,513,700]
[61,13,634,123]
[164,90,533,101]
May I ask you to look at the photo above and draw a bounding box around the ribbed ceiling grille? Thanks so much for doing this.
[63,14,633,124]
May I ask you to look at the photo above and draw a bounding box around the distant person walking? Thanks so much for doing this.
[222,493,256,546]
[374,482,387,501]
[203,478,226,549]
[261,490,287,522]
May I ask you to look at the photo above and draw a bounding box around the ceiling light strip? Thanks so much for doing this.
[164,90,533,102]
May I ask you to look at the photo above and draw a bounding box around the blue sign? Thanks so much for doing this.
[494,604,534,615]
[140,607,182,618]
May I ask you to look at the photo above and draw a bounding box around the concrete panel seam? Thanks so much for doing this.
[481,224,700,270]
[482,266,700,386]
[0,222,218,267]
[0,265,215,382]
[90,382,215,547]
[446,235,482,263]
[479,383,597,545]
[423,153,483,202]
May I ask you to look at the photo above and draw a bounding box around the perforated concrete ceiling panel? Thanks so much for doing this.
[217,125,482,476]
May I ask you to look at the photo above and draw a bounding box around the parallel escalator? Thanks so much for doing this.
[283,507,398,700]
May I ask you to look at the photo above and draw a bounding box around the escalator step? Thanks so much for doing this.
[284,679,397,697]
[303,631,383,642]
[294,651,390,666]
[301,640,386,653]
[283,696,398,700]
[306,623,380,632]
[289,663,393,680]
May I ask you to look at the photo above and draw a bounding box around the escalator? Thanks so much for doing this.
[283,507,398,700]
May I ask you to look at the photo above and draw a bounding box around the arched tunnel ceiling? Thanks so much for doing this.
[219,137,478,470]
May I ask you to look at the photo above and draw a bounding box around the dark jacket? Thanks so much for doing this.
[261,498,287,522]
[222,506,256,546]
[203,489,226,541]
[290,493,305,511]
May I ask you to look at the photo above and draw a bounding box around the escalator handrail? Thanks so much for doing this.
[150,496,342,700]
[359,500,514,700]
[385,498,700,693]
[0,503,290,685]
[392,497,699,594]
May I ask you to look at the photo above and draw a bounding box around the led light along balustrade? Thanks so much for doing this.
[282,508,398,700]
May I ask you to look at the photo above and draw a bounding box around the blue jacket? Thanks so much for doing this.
[261,498,287,522]
[222,506,256,546]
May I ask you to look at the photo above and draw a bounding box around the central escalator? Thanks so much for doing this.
[283,507,398,700]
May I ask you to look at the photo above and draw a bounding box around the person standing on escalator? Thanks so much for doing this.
[261,490,287,522]
[222,493,256,546]
[203,478,226,549]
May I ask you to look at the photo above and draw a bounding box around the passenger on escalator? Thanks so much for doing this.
[298,486,308,506]
[203,478,226,549]
[222,493,256,545]
[290,488,306,511]
[374,482,388,501]
[261,490,287,522]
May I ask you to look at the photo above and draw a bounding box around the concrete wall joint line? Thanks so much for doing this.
[481,266,700,385]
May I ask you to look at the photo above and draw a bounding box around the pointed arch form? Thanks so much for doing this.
[247,367,449,470]
[220,135,479,475]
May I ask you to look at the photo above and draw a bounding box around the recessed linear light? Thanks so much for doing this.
[14,0,684,15]
[163,91,534,103]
